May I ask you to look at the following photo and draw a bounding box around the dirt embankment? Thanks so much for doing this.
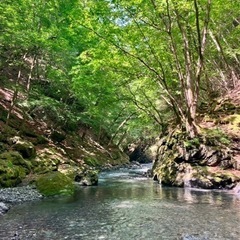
[0,86,129,190]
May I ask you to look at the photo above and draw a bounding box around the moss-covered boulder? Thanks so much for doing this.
[9,137,36,159]
[152,129,239,189]
[35,172,75,196]
[0,151,32,187]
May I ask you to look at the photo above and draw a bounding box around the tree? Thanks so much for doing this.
[71,0,216,137]
[2,0,238,144]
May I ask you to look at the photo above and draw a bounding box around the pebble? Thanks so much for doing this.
[0,185,43,216]
[0,202,9,215]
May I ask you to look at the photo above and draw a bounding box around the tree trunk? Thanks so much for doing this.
[6,69,21,126]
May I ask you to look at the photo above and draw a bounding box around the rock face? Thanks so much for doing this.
[126,142,153,163]
[152,130,240,189]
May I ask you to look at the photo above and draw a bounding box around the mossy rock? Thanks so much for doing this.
[20,127,38,138]
[201,128,231,146]
[0,151,32,187]
[153,150,181,186]
[75,168,99,186]
[33,159,59,174]
[36,172,75,196]
[13,140,36,159]
[0,151,32,172]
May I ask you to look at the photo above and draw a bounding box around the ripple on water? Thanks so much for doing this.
[0,165,240,240]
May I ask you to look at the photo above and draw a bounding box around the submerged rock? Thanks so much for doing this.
[180,234,209,240]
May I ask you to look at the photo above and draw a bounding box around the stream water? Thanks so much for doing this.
[0,164,240,240]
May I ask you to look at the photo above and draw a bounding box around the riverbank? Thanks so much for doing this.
[0,162,146,216]
[0,185,43,216]
[0,85,129,194]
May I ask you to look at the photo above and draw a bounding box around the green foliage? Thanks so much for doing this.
[26,94,84,132]
[184,138,201,149]
[1,0,239,146]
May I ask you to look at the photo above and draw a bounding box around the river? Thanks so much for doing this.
[0,164,240,240]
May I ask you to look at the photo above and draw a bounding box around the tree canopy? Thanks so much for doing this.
[1,0,239,146]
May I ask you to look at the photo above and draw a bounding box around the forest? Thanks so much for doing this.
[0,0,240,195]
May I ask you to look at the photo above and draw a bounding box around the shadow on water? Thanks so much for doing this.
[0,164,240,240]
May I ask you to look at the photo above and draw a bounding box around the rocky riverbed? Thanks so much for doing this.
[0,185,43,216]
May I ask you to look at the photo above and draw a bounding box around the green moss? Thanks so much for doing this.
[0,164,28,187]
[0,151,32,187]
[20,128,38,138]
[223,114,240,131]
[202,128,230,146]
[0,151,32,171]
[36,172,75,196]
[84,157,101,167]
[0,125,17,140]
[35,135,48,144]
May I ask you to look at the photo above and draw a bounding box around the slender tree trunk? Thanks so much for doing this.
[21,54,37,131]
[108,113,135,145]
[116,127,129,148]
[209,30,238,88]
[6,69,21,126]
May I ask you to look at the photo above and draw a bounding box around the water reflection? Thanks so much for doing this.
[0,166,240,240]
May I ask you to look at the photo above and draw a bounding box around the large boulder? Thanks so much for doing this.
[35,172,75,196]
[152,130,239,189]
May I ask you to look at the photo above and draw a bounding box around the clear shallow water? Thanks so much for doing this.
[0,165,240,240]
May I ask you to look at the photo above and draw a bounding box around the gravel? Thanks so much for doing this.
[0,185,43,216]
